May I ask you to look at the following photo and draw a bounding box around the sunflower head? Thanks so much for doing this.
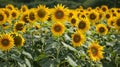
[96,24,108,35]
[107,18,115,27]
[28,9,37,23]
[114,17,120,29]
[72,30,86,47]
[20,5,28,13]
[88,10,99,23]
[0,34,14,51]
[77,18,90,32]
[5,4,14,10]
[12,33,25,47]
[51,4,68,23]
[36,5,50,22]
[14,21,26,33]
[20,11,29,23]
[51,22,65,36]
[11,9,19,19]
[69,16,78,27]
[2,8,11,20]
[2,20,11,29]
[101,5,108,12]
[104,12,112,20]
[0,11,7,25]
[88,42,104,61]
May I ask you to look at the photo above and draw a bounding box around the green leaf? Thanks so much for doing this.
[34,53,46,61]
[25,58,31,67]
[66,56,78,67]
[62,42,78,52]
[22,51,33,59]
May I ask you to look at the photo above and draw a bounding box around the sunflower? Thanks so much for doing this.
[12,33,25,47]
[14,21,26,33]
[0,11,7,25]
[101,5,108,12]
[20,11,29,23]
[104,12,112,20]
[72,30,86,47]
[51,22,65,36]
[107,18,115,27]
[77,18,90,32]
[28,9,37,24]
[88,10,99,24]
[96,24,108,35]
[36,5,50,22]
[51,4,68,23]
[114,17,120,29]
[0,34,14,51]
[20,5,28,13]
[78,12,87,19]
[2,8,11,20]
[68,9,78,18]
[88,42,104,61]
[5,4,14,10]
[11,9,19,20]
[87,7,92,12]
[69,16,78,27]
[116,8,120,14]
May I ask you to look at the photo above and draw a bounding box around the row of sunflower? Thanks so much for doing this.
[0,4,120,67]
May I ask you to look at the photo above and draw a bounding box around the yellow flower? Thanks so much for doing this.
[0,34,14,51]
[28,9,37,24]
[104,12,112,20]
[96,24,108,35]
[36,5,50,22]
[5,4,14,10]
[88,10,99,24]
[72,30,86,47]
[0,11,7,25]
[114,16,120,29]
[88,42,104,61]
[11,9,19,19]
[2,8,11,20]
[101,5,108,12]
[107,18,115,27]
[51,22,65,36]
[11,33,25,47]
[51,4,68,23]
[14,21,26,33]
[69,16,79,27]
[20,5,28,13]
[20,11,29,23]
[77,18,90,32]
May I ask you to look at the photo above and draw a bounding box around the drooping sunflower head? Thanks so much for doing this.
[28,9,37,24]
[11,9,19,19]
[20,5,28,13]
[101,5,108,12]
[114,17,120,29]
[0,11,7,25]
[51,4,68,23]
[77,18,90,32]
[5,4,14,10]
[96,24,108,35]
[20,11,29,23]
[0,34,14,51]
[51,22,65,36]
[14,21,26,33]
[72,30,86,47]
[36,5,50,22]
[88,42,104,61]
[88,10,99,23]
[69,16,78,27]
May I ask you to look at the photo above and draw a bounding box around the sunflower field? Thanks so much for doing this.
[0,3,120,67]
